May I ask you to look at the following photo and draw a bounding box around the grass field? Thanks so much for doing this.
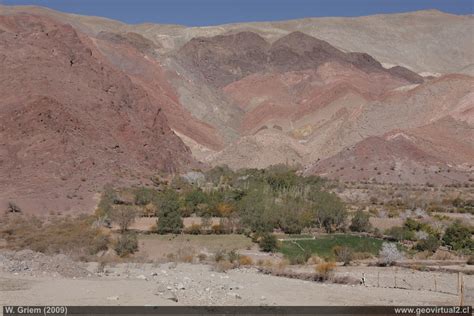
[279,234,385,260]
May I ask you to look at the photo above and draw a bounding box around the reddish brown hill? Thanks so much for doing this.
[0,14,193,213]
[305,117,473,185]
[177,31,423,88]
[92,32,225,150]
[223,62,409,134]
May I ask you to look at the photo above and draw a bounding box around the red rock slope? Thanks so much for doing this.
[0,14,194,213]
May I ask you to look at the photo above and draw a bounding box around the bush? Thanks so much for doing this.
[238,255,253,266]
[378,242,403,266]
[467,255,474,265]
[332,246,353,265]
[414,235,440,253]
[307,255,323,264]
[0,215,108,258]
[114,233,138,257]
[349,210,372,232]
[214,249,226,262]
[213,260,235,272]
[90,234,110,255]
[442,221,473,251]
[95,186,117,218]
[259,233,278,252]
[211,224,225,234]
[184,224,202,235]
[228,249,240,263]
[314,261,336,280]
[385,226,415,241]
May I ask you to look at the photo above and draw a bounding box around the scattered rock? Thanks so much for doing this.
[164,291,178,302]
[227,292,242,299]
[0,250,88,278]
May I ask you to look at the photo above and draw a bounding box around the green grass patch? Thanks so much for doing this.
[279,234,385,260]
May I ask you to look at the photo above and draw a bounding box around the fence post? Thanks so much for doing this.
[434,275,437,292]
[459,273,464,306]
[377,271,380,287]
[457,272,461,294]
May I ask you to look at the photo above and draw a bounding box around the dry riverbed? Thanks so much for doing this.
[0,250,467,306]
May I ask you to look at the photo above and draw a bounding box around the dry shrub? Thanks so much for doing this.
[211,224,225,234]
[0,214,110,259]
[197,253,207,262]
[275,259,289,273]
[467,255,474,265]
[214,249,226,262]
[307,255,323,265]
[228,249,240,263]
[176,246,196,263]
[431,249,455,261]
[213,260,235,272]
[332,246,353,265]
[114,232,138,257]
[184,224,202,235]
[413,250,431,260]
[315,261,336,280]
[264,259,274,269]
[238,255,253,266]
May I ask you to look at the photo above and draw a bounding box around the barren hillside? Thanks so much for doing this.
[0,13,194,213]
[0,5,473,214]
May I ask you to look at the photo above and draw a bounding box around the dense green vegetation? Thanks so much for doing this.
[93,165,473,259]
[97,165,347,235]
[385,218,473,254]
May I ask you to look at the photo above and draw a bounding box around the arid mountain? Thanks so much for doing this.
[0,5,473,213]
[0,13,193,213]
[2,5,472,74]
[176,31,423,88]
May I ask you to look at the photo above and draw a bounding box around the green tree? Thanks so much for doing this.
[311,192,347,233]
[96,186,116,219]
[349,210,372,232]
[184,189,208,216]
[237,188,275,233]
[259,233,278,252]
[156,190,183,234]
[134,187,156,206]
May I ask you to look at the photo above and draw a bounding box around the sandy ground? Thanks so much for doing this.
[0,262,465,307]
